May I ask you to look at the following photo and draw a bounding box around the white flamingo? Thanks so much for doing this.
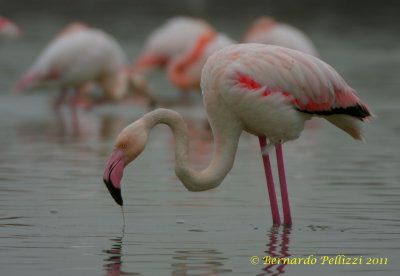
[16,26,138,108]
[0,15,21,39]
[243,17,319,57]
[103,44,372,226]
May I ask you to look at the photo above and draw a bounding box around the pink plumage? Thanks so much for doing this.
[202,43,371,142]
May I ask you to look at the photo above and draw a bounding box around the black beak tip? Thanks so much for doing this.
[103,178,123,206]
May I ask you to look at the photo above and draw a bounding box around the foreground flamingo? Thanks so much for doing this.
[0,15,21,39]
[243,17,318,57]
[16,26,138,108]
[103,44,372,226]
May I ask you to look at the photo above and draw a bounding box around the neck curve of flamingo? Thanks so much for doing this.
[104,108,243,201]
[148,108,242,190]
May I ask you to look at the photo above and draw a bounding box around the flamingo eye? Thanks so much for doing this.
[121,144,128,149]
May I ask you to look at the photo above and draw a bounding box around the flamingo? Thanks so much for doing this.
[0,15,21,39]
[132,16,216,75]
[167,32,236,91]
[133,17,236,94]
[16,25,141,108]
[103,44,372,226]
[53,21,89,38]
[243,17,318,57]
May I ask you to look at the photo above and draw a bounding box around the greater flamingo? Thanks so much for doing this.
[16,26,140,108]
[132,16,216,75]
[167,33,236,91]
[243,17,318,57]
[0,15,21,39]
[103,44,372,226]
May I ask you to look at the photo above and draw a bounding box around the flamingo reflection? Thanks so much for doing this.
[257,227,291,276]
[102,233,140,276]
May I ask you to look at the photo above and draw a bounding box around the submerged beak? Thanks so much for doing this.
[103,149,126,206]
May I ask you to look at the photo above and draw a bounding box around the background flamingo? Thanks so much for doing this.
[167,32,236,92]
[103,44,371,226]
[16,25,143,108]
[0,15,21,39]
[132,16,216,75]
[133,16,236,94]
[131,16,218,98]
[243,17,319,57]
[54,21,89,38]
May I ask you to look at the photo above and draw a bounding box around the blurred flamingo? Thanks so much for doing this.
[132,16,231,96]
[243,17,318,57]
[167,32,236,92]
[132,16,216,75]
[0,15,21,39]
[103,44,372,226]
[54,21,89,38]
[16,24,144,108]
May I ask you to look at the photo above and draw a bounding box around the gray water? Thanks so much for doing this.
[1,1,400,275]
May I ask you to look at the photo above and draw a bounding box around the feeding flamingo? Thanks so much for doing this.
[0,15,21,39]
[132,16,225,97]
[167,32,236,91]
[243,17,318,57]
[103,44,372,226]
[132,16,216,75]
[16,25,143,108]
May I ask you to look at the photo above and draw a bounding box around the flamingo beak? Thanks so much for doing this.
[103,149,126,206]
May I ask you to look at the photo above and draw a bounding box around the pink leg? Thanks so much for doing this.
[259,136,281,225]
[70,104,80,137]
[276,141,292,226]
[53,88,68,109]
[69,88,81,109]
[69,84,92,109]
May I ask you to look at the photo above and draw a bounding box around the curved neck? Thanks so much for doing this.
[142,108,242,191]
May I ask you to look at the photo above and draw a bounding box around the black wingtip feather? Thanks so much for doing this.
[298,103,370,118]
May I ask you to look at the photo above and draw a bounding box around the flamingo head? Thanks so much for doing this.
[15,72,40,93]
[103,119,149,205]
[100,68,132,103]
[128,72,149,96]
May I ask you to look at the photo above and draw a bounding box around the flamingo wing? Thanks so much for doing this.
[213,44,371,120]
